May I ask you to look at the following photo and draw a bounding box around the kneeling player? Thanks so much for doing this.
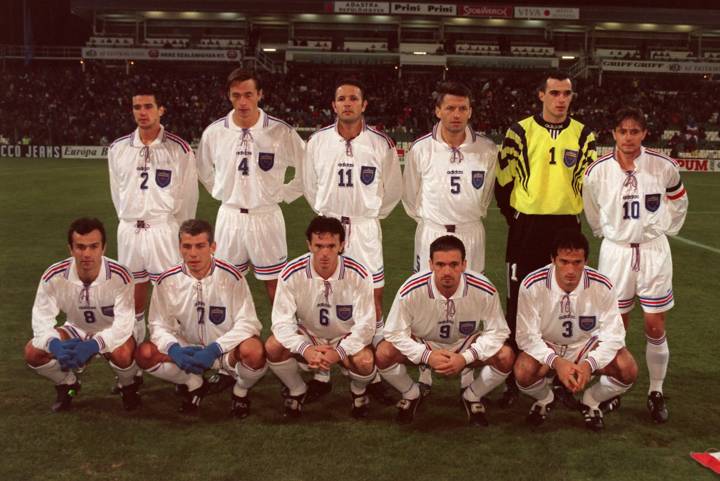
[514,229,638,431]
[135,219,266,417]
[377,236,514,426]
[24,217,140,412]
[265,216,377,419]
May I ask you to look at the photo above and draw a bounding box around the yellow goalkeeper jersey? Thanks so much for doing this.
[496,114,596,215]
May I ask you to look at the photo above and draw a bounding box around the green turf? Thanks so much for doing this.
[1,158,718,481]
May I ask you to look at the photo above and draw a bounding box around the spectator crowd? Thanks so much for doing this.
[1,63,718,148]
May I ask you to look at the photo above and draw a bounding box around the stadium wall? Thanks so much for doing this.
[2,144,719,172]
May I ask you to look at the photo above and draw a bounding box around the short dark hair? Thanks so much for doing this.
[551,228,589,260]
[131,88,163,107]
[614,107,647,131]
[67,217,106,247]
[226,68,262,93]
[538,70,572,93]
[178,219,214,244]
[305,216,345,244]
[430,235,466,261]
[435,81,472,107]
[334,78,366,101]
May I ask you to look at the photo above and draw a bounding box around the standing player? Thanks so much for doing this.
[583,107,688,423]
[108,88,198,345]
[197,68,305,303]
[514,229,637,431]
[402,81,497,393]
[402,81,497,274]
[265,216,377,419]
[302,78,401,402]
[495,71,596,406]
[303,78,402,322]
[135,219,266,417]
[24,218,140,411]
[377,236,513,426]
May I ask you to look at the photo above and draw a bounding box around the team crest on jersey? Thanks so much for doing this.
[645,193,661,212]
[471,171,485,189]
[258,152,274,171]
[336,305,353,321]
[101,305,114,317]
[563,149,579,167]
[459,321,476,335]
[208,306,226,325]
[360,166,376,185]
[155,169,172,187]
[579,316,596,331]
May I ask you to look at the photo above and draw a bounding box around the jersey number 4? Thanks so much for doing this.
[238,158,249,176]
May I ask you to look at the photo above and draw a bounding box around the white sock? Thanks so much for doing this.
[379,363,420,400]
[518,377,554,405]
[233,362,268,397]
[134,313,146,342]
[463,365,510,402]
[109,360,140,387]
[418,364,433,386]
[582,375,633,410]
[30,360,77,385]
[146,362,203,391]
[646,334,669,393]
[268,358,307,396]
[460,367,475,389]
[349,368,377,395]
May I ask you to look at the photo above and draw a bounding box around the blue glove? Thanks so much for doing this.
[188,342,223,374]
[48,338,81,370]
[69,339,100,365]
[168,343,202,372]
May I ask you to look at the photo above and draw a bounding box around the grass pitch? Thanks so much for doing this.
[0,158,718,481]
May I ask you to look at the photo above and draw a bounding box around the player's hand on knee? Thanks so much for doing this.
[428,350,452,371]
[319,349,340,370]
[189,342,223,373]
[168,343,200,372]
[574,361,593,392]
[68,339,100,365]
[554,358,580,392]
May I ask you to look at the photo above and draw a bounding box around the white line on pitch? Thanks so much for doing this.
[671,235,720,254]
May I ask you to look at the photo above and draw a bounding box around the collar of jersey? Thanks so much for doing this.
[180,257,216,280]
[65,256,110,286]
[130,124,166,149]
[533,113,571,131]
[548,264,588,295]
[431,122,476,148]
[332,119,367,142]
[429,271,467,300]
[226,108,266,132]
[308,254,345,281]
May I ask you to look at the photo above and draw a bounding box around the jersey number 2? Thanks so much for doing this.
[140,172,149,190]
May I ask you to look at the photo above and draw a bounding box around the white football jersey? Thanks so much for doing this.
[303,121,402,219]
[384,269,509,365]
[31,256,135,353]
[149,258,262,354]
[271,253,375,360]
[583,147,688,243]
[516,264,627,372]
[108,125,198,223]
[197,109,305,209]
[402,124,497,225]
